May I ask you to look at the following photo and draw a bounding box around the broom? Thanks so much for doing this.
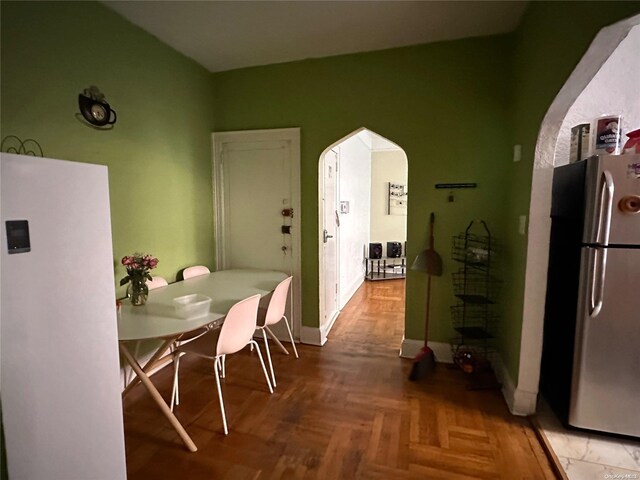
[409,212,443,381]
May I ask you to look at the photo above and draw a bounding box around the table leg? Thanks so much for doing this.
[122,338,175,397]
[119,342,198,452]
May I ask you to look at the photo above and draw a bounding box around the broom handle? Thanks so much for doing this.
[424,212,435,348]
[429,212,435,249]
[424,272,432,349]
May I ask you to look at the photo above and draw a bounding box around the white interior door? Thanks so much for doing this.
[213,129,301,341]
[322,149,339,328]
[223,141,292,270]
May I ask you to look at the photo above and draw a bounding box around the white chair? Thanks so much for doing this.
[256,276,298,388]
[147,275,168,290]
[149,275,206,404]
[171,294,273,435]
[183,265,210,279]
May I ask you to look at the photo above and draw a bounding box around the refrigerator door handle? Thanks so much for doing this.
[595,170,614,246]
[589,247,607,318]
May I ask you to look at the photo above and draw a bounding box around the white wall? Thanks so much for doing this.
[338,135,371,308]
[556,26,640,165]
[370,150,408,246]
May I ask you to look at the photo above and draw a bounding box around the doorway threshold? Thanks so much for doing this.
[533,398,640,479]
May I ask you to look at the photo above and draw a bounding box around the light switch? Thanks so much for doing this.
[519,215,527,235]
[513,144,522,162]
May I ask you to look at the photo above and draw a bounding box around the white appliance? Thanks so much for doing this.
[541,154,640,437]
[1,153,127,479]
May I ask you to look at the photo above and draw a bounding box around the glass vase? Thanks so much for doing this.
[127,277,149,306]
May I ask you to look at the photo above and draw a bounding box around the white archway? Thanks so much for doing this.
[302,127,408,346]
[512,14,640,415]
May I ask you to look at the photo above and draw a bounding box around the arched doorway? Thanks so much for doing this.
[317,127,409,345]
[515,15,640,415]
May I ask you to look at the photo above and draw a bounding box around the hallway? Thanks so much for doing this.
[330,279,406,350]
[124,280,554,479]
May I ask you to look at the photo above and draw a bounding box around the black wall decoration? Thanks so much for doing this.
[1,136,44,156]
[78,86,117,128]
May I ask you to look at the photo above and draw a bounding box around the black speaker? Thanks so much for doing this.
[387,241,402,258]
[369,242,383,259]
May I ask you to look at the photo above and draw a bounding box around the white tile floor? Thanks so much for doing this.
[537,398,640,480]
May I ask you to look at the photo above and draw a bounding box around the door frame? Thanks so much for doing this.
[211,128,302,340]
[318,127,409,346]
[318,128,370,344]
[319,147,341,337]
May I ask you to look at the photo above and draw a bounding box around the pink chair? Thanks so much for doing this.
[183,265,210,279]
[256,276,298,387]
[147,276,168,290]
[171,294,272,435]
[170,266,216,407]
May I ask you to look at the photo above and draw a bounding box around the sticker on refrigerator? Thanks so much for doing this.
[5,220,31,254]
[594,116,622,154]
[628,163,640,179]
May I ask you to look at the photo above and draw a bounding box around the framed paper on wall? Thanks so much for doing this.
[388,182,407,215]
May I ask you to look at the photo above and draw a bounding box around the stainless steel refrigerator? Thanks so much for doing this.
[541,154,640,438]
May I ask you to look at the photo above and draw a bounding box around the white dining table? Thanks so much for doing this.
[118,268,288,452]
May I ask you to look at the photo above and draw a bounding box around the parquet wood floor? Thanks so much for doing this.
[123,280,555,479]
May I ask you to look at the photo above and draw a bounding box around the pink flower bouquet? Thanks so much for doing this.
[120,253,159,286]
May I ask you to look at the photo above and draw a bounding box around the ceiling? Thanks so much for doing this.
[357,129,403,152]
[103,1,528,73]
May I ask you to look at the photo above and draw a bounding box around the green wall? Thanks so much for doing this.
[0,1,216,295]
[500,1,640,382]
[3,0,638,389]
[212,36,514,345]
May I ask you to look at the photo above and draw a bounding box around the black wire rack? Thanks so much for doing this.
[450,304,498,340]
[450,220,499,369]
[452,232,495,268]
[452,270,499,304]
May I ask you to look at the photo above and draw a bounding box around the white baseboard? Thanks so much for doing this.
[399,338,453,363]
[512,388,538,416]
[323,310,340,339]
[491,353,538,416]
[339,276,363,310]
[300,307,342,346]
[301,325,327,346]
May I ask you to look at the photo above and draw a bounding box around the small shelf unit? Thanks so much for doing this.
[450,220,499,374]
[364,256,406,281]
